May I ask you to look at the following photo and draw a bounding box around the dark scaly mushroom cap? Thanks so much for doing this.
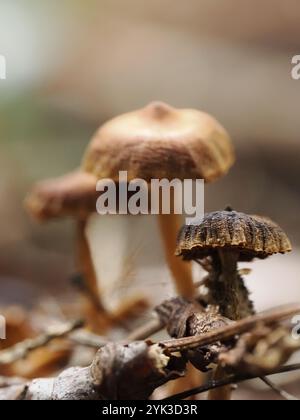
[176,210,292,261]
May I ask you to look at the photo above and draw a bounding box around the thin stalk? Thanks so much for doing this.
[77,220,100,300]
[208,251,239,399]
[158,212,195,299]
[218,250,240,320]
[208,366,233,400]
[207,250,253,320]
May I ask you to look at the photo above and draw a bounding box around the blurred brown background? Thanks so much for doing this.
[0,0,299,309]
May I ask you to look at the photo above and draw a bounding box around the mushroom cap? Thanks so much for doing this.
[176,210,292,261]
[82,101,235,183]
[25,102,234,221]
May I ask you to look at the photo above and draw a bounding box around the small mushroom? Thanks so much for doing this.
[176,209,292,320]
[25,102,235,319]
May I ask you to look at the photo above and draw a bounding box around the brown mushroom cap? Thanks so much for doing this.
[176,210,292,261]
[25,102,235,221]
[24,171,98,221]
[82,101,235,183]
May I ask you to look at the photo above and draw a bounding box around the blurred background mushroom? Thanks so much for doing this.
[0,0,300,398]
[25,102,234,323]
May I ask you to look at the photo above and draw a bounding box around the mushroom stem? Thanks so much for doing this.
[208,250,254,320]
[158,213,194,299]
[77,220,100,300]
[208,366,232,400]
[218,250,240,320]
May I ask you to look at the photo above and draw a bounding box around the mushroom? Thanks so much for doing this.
[25,102,235,319]
[176,209,292,320]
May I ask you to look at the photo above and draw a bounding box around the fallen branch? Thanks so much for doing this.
[126,317,164,341]
[0,341,186,400]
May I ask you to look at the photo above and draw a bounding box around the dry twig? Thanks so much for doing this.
[0,320,84,365]
[259,376,299,401]
[126,317,164,341]
[69,330,109,348]
[161,304,300,352]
